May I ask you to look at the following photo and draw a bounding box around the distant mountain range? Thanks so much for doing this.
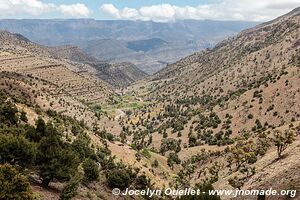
[0,19,258,73]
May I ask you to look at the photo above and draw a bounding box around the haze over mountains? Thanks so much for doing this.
[0,19,257,73]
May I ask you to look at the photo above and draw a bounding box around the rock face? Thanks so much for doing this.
[0,19,258,74]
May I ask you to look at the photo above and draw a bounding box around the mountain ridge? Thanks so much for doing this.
[0,19,258,73]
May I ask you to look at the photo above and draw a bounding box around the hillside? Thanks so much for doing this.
[0,19,257,73]
[0,31,114,104]
[48,45,147,87]
[0,7,300,200]
[91,62,148,88]
[0,32,147,90]
[0,32,172,199]
[119,7,300,199]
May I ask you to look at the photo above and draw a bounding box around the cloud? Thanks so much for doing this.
[58,4,90,17]
[0,0,90,17]
[100,0,300,22]
[100,4,121,18]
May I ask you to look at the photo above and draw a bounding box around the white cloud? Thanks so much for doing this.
[100,4,120,18]
[100,0,300,22]
[139,4,176,22]
[0,0,90,17]
[58,3,90,17]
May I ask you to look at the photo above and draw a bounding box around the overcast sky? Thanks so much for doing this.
[0,0,299,22]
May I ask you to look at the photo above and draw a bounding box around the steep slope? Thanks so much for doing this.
[119,7,300,200]
[150,7,300,99]
[91,62,148,88]
[48,45,98,63]
[0,30,113,103]
[0,31,172,200]
[48,45,148,87]
[0,75,173,200]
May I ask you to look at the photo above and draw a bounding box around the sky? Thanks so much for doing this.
[0,0,299,22]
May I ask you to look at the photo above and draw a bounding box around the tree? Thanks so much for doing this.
[0,102,19,126]
[226,139,258,172]
[26,118,47,142]
[36,123,79,186]
[0,134,36,167]
[82,158,99,183]
[0,163,34,200]
[36,117,46,135]
[134,174,151,190]
[120,131,127,144]
[71,134,95,161]
[167,153,181,170]
[106,168,136,190]
[60,171,83,200]
[20,110,28,123]
[273,130,295,158]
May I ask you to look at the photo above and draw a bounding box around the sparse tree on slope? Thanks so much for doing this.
[273,129,295,158]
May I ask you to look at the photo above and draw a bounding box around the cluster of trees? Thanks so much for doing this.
[0,92,152,199]
[160,138,181,155]
[195,112,221,130]
[188,113,234,147]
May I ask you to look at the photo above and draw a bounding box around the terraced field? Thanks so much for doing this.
[0,50,112,104]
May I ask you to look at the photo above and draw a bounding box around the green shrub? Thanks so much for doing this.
[0,163,34,200]
[106,168,136,189]
[0,134,36,167]
[60,172,83,200]
[83,159,99,183]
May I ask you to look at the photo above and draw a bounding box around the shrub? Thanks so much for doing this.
[0,163,34,200]
[134,174,151,190]
[0,102,19,126]
[60,172,83,200]
[36,125,79,186]
[82,159,99,183]
[20,110,28,123]
[152,159,159,168]
[247,114,254,119]
[71,134,95,161]
[167,153,181,169]
[0,134,36,167]
[106,168,136,190]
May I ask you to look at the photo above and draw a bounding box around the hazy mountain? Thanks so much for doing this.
[0,19,258,73]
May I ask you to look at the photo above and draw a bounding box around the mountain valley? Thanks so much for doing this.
[0,7,299,200]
